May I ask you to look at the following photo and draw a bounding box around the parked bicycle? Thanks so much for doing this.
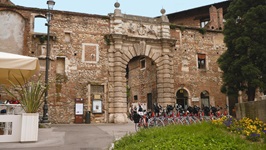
[160,105,175,126]
[147,103,165,128]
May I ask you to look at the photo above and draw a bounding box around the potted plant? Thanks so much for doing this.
[5,74,47,142]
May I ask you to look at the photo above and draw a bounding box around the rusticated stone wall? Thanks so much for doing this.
[0,2,230,123]
[0,4,110,123]
[42,12,110,123]
[171,27,227,108]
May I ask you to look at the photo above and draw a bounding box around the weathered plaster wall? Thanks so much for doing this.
[0,10,25,54]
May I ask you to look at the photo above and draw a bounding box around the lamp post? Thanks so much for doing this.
[42,0,55,123]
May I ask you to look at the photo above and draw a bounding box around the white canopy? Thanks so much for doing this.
[0,52,40,85]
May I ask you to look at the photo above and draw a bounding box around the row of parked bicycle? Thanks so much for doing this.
[131,103,230,131]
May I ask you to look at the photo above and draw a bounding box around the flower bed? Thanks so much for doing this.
[212,116,266,142]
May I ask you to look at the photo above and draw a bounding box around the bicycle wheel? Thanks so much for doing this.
[180,117,189,125]
[154,118,165,127]
[188,117,196,124]
[148,118,155,128]
[166,118,175,125]
[203,116,211,122]
[192,116,201,123]
[174,118,183,125]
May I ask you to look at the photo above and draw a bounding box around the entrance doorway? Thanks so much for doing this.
[126,56,157,111]
[176,89,188,109]
[201,90,210,107]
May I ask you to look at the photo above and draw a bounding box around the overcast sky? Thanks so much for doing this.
[11,0,226,17]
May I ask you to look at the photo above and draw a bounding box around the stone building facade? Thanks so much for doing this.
[0,1,230,123]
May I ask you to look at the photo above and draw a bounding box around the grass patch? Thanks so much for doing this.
[114,122,266,150]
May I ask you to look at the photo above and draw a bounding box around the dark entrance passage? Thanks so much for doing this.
[201,90,210,107]
[176,89,188,109]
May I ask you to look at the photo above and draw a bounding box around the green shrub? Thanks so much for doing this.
[5,74,47,113]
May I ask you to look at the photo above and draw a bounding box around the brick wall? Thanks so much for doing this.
[43,11,110,123]
[171,27,227,108]
[0,3,231,123]
[128,57,157,105]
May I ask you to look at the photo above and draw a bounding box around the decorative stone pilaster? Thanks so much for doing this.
[160,8,171,39]
[111,2,124,35]
[156,53,175,107]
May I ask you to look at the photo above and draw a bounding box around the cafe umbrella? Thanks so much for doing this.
[0,52,40,85]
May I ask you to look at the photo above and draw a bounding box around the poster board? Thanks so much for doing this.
[74,98,84,123]
[75,103,83,115]
[92,100,102,113]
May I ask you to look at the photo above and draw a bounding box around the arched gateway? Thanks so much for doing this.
[107,3,176,123]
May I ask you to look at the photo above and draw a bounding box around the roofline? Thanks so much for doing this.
[162,1,231,18]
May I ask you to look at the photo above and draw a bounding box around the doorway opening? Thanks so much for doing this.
[126,56,157,112]
[176,89,188,109]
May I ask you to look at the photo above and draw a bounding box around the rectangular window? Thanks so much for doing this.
[56,57,65,75]
[140,58,146,70]
[55,57,66,94]
[91,85,104,93]
[64,32,71,43]
[198,53,206,69]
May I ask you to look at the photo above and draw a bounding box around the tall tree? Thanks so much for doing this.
[217,0,266,101]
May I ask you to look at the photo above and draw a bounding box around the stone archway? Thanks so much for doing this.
[107,4,176,123]
[108,38,176,123]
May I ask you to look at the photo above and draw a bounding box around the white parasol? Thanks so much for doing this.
[0,52,40,85]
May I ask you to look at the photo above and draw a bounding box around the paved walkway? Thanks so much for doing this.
[0,121,136,150]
